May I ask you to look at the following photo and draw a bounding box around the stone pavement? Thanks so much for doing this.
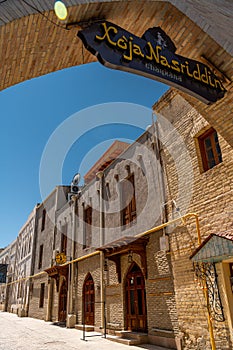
[0,311,171,350]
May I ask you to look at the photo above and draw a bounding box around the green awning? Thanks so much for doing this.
[190,231,233,263]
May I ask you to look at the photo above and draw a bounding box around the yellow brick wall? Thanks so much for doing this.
[154,88,233,349]
[28,274,48,320]
[146,233,178,337]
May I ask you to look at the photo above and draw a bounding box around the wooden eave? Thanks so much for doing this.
[44,265,68,292]
[44,265,68,278]
[97,236,149,282]
[84,140,129,184]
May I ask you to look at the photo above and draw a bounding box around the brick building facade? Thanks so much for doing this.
[28,186,69,321]
[22,133,181,348]
[9,207,37,316]
[25,88,233,350]
[1,86,233,349]
[0,2,232,349]
[153,89,233,350]
[0,240,17,312]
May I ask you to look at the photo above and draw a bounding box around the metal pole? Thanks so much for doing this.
[82,302,86,341]
[96,171,104,247]
[104,300,106,338]
[100,251,105,329]
[96,171,105,330]
[69,195,77,314]
[200,263,216,350]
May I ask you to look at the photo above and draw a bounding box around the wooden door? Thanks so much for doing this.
[58,279,67,322]
[126,263,147,332]
[83,273,95,325]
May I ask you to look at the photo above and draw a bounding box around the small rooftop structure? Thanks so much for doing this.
[84,140,129,184]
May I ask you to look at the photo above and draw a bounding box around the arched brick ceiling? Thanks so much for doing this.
[1,0,232,55]
[0,0,232,146]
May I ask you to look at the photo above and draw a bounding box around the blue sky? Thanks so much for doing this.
[0,62,168,248]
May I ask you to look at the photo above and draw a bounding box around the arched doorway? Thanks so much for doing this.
[125,262,147,332]
[83,273,95,325]
[58,279,67,322]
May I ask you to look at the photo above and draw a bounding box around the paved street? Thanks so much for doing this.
[0,312,170,350]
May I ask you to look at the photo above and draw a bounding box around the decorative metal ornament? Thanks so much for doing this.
[55,252,67,265]
[104,259,108,272]
[194,262,225,322]
[128,251,133,263]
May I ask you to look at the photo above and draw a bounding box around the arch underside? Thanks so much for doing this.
[0,0,232,146]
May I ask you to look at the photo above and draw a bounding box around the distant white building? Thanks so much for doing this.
[11,206,38,316]
[0,239,17,311]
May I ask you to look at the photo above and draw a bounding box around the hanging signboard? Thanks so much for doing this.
[78,21,226,104]
[0,264,7,283]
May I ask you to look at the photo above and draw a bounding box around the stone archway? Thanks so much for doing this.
[0,1,232,144]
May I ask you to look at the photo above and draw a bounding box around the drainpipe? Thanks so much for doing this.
[45,188,59,322]
[27,204,39,317]
[96,171,104,246]
[46,277,54,321]
[135,212,200,242]
[68,251,100,264]
[96,171,105,330]
[152,113,167,226]
[71,195,77,312]
[67,194,78,328]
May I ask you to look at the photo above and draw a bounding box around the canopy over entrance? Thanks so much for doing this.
[45,265,68,292]
[97,235,149,282]
[190,231,233,263]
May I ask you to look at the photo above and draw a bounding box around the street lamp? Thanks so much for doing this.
[54,1,68,21]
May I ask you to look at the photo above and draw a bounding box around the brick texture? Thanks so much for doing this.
[154,88,233,349]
